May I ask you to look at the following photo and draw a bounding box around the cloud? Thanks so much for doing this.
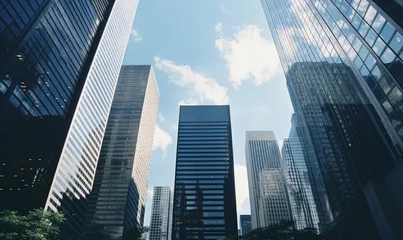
[153,124,172,157]
[178,99,198,106]
[220,4,229,15]
[147,187,153,200]
[215,22,223,34]
[215,24,281,89]
[158,113,165,122]
[154,57,229,104]
[130,29,142,41]
[235,164,250,214]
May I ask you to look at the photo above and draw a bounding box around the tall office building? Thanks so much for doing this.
[239,215,252,235]
[258,169,292,227]
[281,116,320,231]
[149,186,172,240]
[245,131,283,228]
[85,65,159,239]
[0,0,138,236]
[262,0,403,239]
[172,105,238,240]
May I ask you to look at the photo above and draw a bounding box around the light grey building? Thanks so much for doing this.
[85,65,159,239]
[258,169,292,227]
[245,131,283,228]
[149,186,171,240]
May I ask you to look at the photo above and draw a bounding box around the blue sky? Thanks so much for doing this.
[122,0,294,226]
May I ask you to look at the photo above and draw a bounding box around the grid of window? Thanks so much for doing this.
[258,169,292,227]
[172,106,237,240]
[282,137,320,232]
[262,0,399,237]
[84,65,158,239]
[149,186,171,240]
[245,131,282,228]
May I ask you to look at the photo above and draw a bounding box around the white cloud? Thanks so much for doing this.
[215,24,281,89]
[220,4,229,15]
[147,187,153,200]
[154,57,229,104]
[130,29,142,41]
[215,22,223,34]
[158,113,165,122]
[153,124,172,157]
[235,164,250,214]
[178,99,198,106]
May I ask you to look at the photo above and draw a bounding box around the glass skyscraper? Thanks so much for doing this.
[239,214,252,235]
[245,131,287,228]
[172,105,238,240]
[281,115,320,232]
[85,65,159,239]
[262,0,403,239]
[149,186,172,240]
[0,0,138,236]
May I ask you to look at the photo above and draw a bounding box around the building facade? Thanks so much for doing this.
[0,0,138,236]
[282,119,320,231]
[239,215,252,235]
[245,131,283,228]
[149,186,172,240]
[262,0,403,239]
[172,105,238,240]
[258,169,292,228]
[85,65,159,239]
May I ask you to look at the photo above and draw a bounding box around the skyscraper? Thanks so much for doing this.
[281,116,320,232]
[239,215,252,235]
[262,0,403,238]
[149,186,172,240]
[172,105,238,240]
[85,65,159,239]
[0,0,138,236]
[245,131,285,228]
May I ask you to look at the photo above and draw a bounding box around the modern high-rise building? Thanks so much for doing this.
[245,131,284,228]
[149,186,172,240]
[85,65,159,239]
[281,116,320,232]
[172,105,238,240]
[258,169,292,228]
[0,0,138,236]
[239,215,252,235]
[262,0,403,239]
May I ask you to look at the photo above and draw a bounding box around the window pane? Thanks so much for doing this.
[389,87,403,105]
[382,100,393,114]
[357,0,369,16]
[364,6,376,25]
[372,14,386,33]
[380,23,395,43]
[372,38,386,56]
[381,47,396,64]
[359,22,370,36]
[366,29,377,46]
[390,32,403,54]
[379,77,393,94]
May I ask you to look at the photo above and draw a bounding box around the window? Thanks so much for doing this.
[364,6,376,25]
[359,22,370,36]
[372,38,386,56]
[389,87,403,105]
[365,29,377,46]
[382,99,393,114]
[379,77,394,94]
[390,32,403,54]
[372,14,386,33]
[380,23,395,43]
[381,47,396,64]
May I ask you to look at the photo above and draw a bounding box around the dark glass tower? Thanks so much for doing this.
[239,215,252,235]
[172,105,238,240]
[85,65,159,239]
[262,0,403,239]
[0,0,138,236]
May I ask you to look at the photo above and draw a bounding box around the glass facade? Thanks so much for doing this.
[262,0,403,239]
[172,105,238,240]
[282,120,320,231]
[0,0,138,236]
[245,131,283,228]
[85,65,159,239]
[149,186,172,240]
[239,214,252,235]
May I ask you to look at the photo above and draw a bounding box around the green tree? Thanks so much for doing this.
[0,208,66,240]
[78,227,113,240]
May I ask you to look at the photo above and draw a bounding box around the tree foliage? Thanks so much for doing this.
[220,220,323,240]
[0,208,66,240]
